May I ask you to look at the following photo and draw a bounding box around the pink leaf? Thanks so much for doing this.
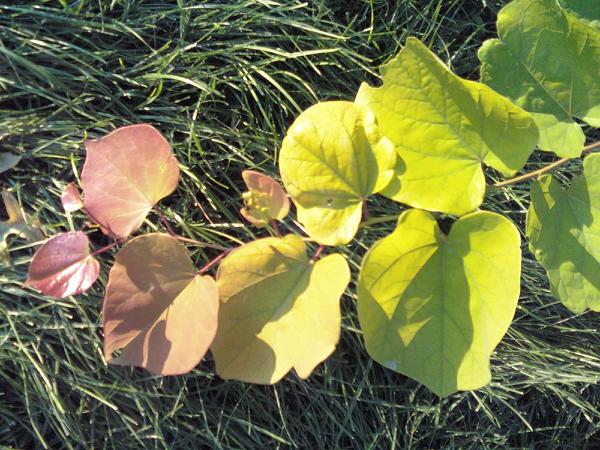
[81,124,179,238]
[103,233,219,375]
[25,232,100,298]
[61,183,83,212]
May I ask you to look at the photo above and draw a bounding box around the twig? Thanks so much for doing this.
[494,140,600,188]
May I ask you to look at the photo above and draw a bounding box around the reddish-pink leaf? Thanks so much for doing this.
[61,183,83,212]
[25,232,99,298]
[240,170,289,226]
[81,124,179,239]
[103,233,219,375]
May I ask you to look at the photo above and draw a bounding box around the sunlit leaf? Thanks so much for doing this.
[279,101,395,245]
[527,153,600,313]
[61,182,83,212]
[81,124,180,238]
[0,152,20,174]
[240,170,289,227]
[24,231,99,297]
[357,209,521,396]
[1,190,44,265]
[103,233,219,375]
[211,235,350,383]
[356,37,538,215]
[479,0,600,157]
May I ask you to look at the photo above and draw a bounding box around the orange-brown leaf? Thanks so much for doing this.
[240,170,289,226]
[24,232,99,297]
[81,124,179,238]
[103,233,219,375]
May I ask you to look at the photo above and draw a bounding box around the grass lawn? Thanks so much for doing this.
[2,0,600,448]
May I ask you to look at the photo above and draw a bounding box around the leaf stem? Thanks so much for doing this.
[91,241,120,257]
[199,250,230,274]
[311,245,324,262]
[155,206,177,236]
[270,220,281,237]
[493,140,600,188]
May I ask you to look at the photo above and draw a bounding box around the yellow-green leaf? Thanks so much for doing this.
[212,235,350,383]
[527,153,600,313]
[357,209,521,396]
[479,0,600,157]
[356,37,538,215]
[279,101,395,245]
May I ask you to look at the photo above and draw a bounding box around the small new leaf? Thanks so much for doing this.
[356,37,538,215]
[240,170,289,226]
[527,153,600,313]
[211,235,350,383]
[358,209,521,396]
[81,124,180,238]
[103,233,219,375]
[61,183,83,212]
[479,0,600,157]
[279,101,395,245]
[25,231,99,297]
[1,190,44,265]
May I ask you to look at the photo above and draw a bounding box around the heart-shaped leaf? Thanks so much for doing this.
[279,101,395,245]
[25,231,99,297]
[81,124,180,238]
[357,209,521,396]
[61,183,83,212]
[211,234,350,383]
[356,37,538,215]
[527,153,600,313]
[240,170,289,226]
[103,233,219,375]
[479,0,600,157]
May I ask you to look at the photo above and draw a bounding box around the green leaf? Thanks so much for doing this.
[356,37,538,215]
[527,153,600,313]
[357,209,521,396]
[211,234,350,383]
[479,0,600,157]
[103,233,219,375]
[279,101,395,245]
[559,0,600,28]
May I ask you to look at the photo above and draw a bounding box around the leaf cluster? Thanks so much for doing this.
[18,0,600,397]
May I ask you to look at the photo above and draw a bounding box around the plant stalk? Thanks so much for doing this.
[493,140,600,188]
